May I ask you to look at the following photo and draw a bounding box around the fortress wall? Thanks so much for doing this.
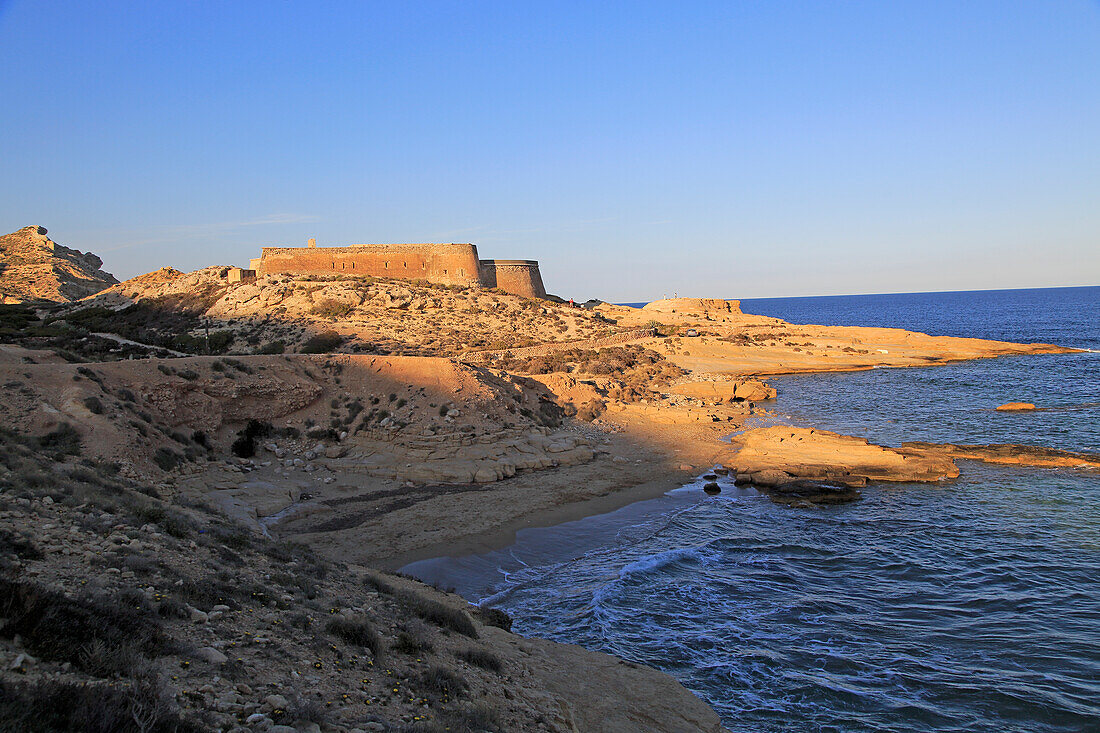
[256,244,483,288]
[479,260,547,299]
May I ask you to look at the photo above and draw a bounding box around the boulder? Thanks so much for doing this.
[733,380,777,402]
[193,647,228,664]
[473,466,497,483]
[726,426,959,486]
[768,479,862,505]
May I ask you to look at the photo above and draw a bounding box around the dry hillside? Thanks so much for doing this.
[0,424,726,732]
[60,267,617,358]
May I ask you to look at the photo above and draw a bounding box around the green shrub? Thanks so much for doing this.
[300,331,343,353]
[37,423,82,456]
[152,447,183,471]
[230,419,271,458]
[257,340,285,354]
[206,330,234,353]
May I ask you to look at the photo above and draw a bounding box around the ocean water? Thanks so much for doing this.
[405,286,1100,733]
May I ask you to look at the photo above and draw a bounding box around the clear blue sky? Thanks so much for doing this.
[2,1,1098,300]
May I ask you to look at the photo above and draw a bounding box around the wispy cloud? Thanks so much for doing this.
[97,213,319,253]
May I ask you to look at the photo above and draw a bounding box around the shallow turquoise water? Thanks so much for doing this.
[407,287,1100,732]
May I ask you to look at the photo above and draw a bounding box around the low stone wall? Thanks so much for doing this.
[460,328,656,363]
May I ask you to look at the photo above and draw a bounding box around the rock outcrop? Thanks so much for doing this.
[0,226,118,303]
[642,298,743,319]
[764,479,863,506]
[902,442,1100,471]
[724,426,960,496]
[996,402,1037,411]
[670,379,776,403]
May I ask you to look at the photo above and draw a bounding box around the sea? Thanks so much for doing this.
[403,286,1100,733]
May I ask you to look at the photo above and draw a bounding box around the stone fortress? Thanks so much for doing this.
[241,238,547,298]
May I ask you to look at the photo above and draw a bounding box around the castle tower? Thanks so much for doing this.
[478,260,547,298]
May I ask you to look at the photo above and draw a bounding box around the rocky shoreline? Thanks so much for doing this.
[1,247,1092,732]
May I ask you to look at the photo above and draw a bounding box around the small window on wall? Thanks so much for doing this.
[384,262,389,269]
[331,263,335,269]
[403,261,407,268]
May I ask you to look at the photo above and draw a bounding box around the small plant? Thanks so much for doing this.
[363,574,394,595]
[416,665,468,696]
[311,298,354,319]
[326,617,382,656]
[393,630,433,655]
[398,591,478,638]
[455,647,503,673]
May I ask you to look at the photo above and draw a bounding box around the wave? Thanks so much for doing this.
[617,546,706,580]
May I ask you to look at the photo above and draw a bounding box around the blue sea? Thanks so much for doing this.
[406,286,1100,733]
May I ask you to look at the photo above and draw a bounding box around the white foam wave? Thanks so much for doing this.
[618,547,704,579]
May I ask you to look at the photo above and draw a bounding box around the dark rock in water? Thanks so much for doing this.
[767,479,861,506]
[713,467,728,476]
[703,482,721,495]
[733,473,752,485]
[703,474,718,481]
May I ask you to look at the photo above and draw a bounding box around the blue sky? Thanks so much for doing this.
[1,1,1097,300]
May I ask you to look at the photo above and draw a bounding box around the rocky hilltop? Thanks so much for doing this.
[0,226,118,304]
